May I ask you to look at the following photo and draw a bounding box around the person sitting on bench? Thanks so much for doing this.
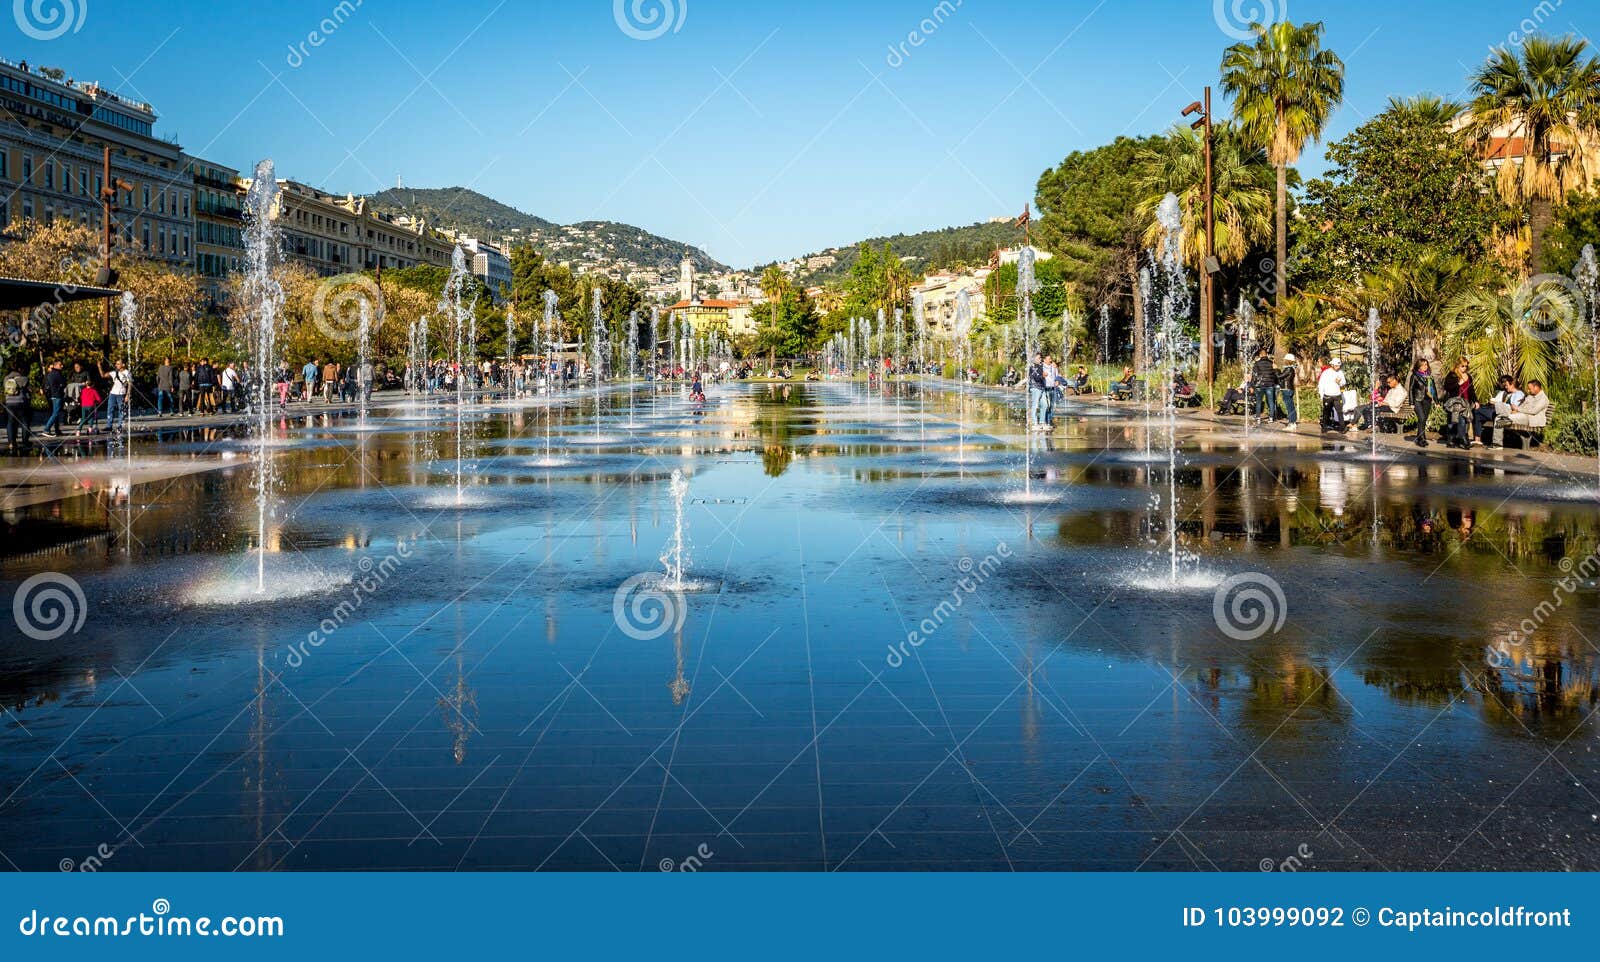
[1217,379,1249,416]
[1109,367,1136,400]
[1064,365,1091,395]
[1169,371,1200,408]
[1356,374,1407,430]
[1472,375,1522,447]
[1488,379,1548,448]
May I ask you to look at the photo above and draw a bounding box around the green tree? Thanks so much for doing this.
[1296,97,1506,287]
[1033,135,1161,308]
[1135,121,1274,272]
[1221,19,1346,322]
[1468,34,1600,273]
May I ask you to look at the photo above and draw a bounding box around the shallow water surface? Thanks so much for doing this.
[2,382,1597,871]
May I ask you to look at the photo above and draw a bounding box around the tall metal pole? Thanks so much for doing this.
[100,147,113,364]
[1201,86,1216,389]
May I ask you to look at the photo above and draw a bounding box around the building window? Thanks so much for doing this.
[23,199,33,220]
[44,163,52,190]
[143,225,150,250]
[142,186,151,210]
[79,170,87,196]
[22,156,32,184]
[0,150,7,179]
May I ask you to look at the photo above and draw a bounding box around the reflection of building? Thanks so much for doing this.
[0,57,192,267]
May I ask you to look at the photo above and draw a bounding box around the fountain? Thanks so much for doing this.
[1577,244,1599,497]
[627,309,639,429]
[1239,294,1256,444]
[661,469,691,590]
[1366,307,1381,461]
[1017,245,1040,500]
[117,292,138,554]
[591,288,605,440]
[243,161,285,592]
[356,297,372,428]
[505,305,518,399]
[1153,193,1192,585]
[439,245,472,505]
[955,290,973,472]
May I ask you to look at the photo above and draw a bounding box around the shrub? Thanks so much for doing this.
[1547,407,1597,457]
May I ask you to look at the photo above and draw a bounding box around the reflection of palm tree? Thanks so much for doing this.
[669,625,690,706]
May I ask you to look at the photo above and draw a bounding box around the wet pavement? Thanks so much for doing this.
[1,381,1597,871]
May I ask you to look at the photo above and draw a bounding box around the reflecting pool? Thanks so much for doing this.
[2,382,1597,871]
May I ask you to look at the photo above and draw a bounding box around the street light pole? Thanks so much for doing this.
[1183,89,1218,390]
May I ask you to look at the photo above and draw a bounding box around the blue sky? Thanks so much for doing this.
[7,0,1595,266]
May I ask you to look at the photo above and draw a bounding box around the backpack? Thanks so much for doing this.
[4,373,23,399]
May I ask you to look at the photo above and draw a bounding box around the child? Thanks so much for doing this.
[77,381,104,435]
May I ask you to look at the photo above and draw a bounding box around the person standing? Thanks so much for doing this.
[322,359,339,403]
[1026,353,1048,430]
[1408,359,1439,448]
[177,362,193,415]
[1440,359,1477,450]
[1041,355,1061,428]
[103,359,132,429]
[302,357,320,403]
[156,357,175,416]
[196,358,216,414]
[1250,347,1279,424]
[40,360,68,437]
[3,363,32,453]
[220,361,241,414]
[1276,353,1299,428]
[1316,358,1347,432]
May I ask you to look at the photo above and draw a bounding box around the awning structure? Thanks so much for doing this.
[0,275,125,312]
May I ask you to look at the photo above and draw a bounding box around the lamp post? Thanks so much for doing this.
[1183,89,1217,389]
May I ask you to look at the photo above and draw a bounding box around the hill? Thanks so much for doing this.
[773,219,1027,285]
[365,187,728,274]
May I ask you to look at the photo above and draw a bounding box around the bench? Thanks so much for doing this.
[1376,401,1412,434]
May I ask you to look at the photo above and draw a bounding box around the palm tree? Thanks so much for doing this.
[1385,93,1463,126]
[1220,20,1346,325]
[1468,34,1600,273]
[1135,121,1274,271]
[1322,251,1485,369]
[1443,277,1585,388]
